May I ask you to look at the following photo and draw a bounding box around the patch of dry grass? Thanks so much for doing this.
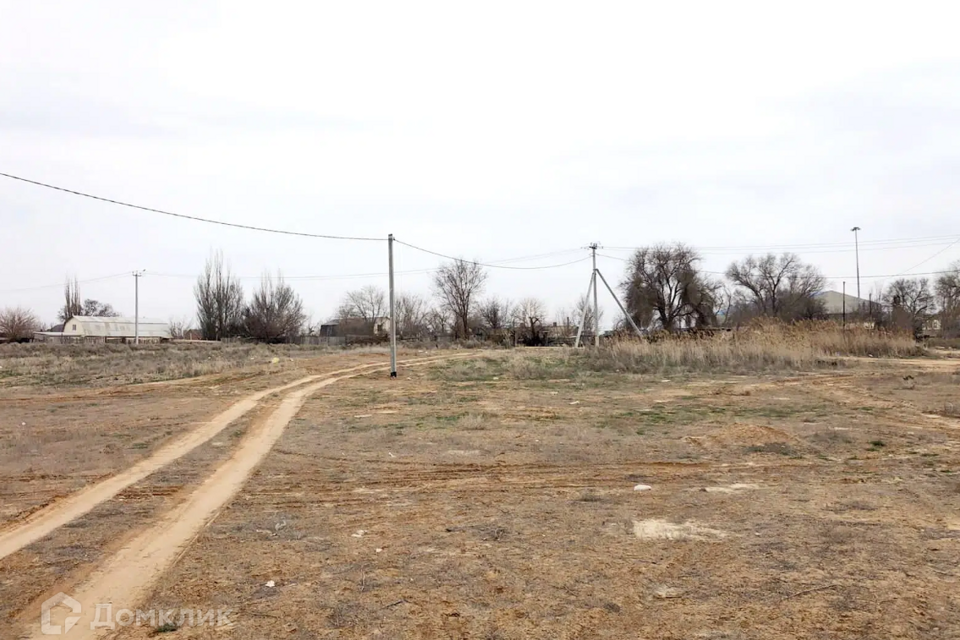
[0,342,348,387]
[579,322,921,374]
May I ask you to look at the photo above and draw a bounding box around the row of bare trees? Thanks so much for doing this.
[882,270,960,338]
[619,243,960,337]
[620,245,832,331]
[332,255,608,345]
[194,251,306,342]
[59,277,121,323]
[0,278,123,342]
[936,266,960,338]
[8,250,960,346]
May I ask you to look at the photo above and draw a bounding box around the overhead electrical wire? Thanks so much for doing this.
[0,171,385,242]
[5,169,959,290]
[596,253,955,281]
[149,268,439,282]
[895,237,960,276]
[604,233,960,253]
[0,272,130,294]
[394,239,590,270]
[138,249,589,282]
[13,248,587,291]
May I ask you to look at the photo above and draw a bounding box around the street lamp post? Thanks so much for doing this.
[851,226,861,300]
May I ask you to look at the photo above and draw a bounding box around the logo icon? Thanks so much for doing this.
[41,592,81,636]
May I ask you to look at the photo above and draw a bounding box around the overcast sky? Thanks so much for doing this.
[2,1,959,327]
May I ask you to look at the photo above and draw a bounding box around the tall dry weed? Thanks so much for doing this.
[579,322,921,374]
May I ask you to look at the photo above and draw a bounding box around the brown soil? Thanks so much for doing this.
[0,349,421,526]
[4,351,960,639]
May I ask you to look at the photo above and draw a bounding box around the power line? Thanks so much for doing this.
[0,272,130,294]
[148,249,587,281]
[5,248,593,293]
[597,253,628,262]
[830,270,952,280]
[395,239,590,270]
[0,171,385,242]
[604,233,960,252]
[484,248,584,264]
[698,241,960,256]
[896,237,960,275]
[597,253,955,281]
[150,268,440,282]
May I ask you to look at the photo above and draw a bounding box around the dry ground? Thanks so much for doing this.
[0,343,440,632]
[2,347,959,639]
[0,344,406,525]
[112,352,959,639]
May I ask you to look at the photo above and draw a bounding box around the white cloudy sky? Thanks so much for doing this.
[2,1,959,327]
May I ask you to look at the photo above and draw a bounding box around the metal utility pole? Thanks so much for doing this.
[596,270,644,338]
[388,234,397,377]
[575,244,643,347]
[133,270,145,345]
[842,281,846,328]
[590,243,600,346]
[851,226,861,300]
[573,270,595,348]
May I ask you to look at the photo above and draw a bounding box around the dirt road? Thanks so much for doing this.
[16,354,468,639]
[0,360,402,561]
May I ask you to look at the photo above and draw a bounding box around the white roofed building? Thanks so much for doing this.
[36,316,171,343]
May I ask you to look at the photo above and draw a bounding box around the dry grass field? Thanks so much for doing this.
[2,332,959,639]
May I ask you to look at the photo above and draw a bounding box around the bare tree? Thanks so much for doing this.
[81,299,121,317]
[339,286,387,334]
[726,253,826,321]
[168,316,193,340]
[58,277,82,323]
[424,307,451,337]
[479,297,512,331]
[622,244,719,331]
[194,250,245,341]
[0,307,41,341]
[552,307,577,338]
[243,271,306,342]
[573,293,604,334]
[512,297,548,345]
[433,259,488,339]
[885,278,934,337]
[395,293,429,338]
[936,262,960,338]
[716,284,753,328]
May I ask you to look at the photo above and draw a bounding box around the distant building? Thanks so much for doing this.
[814,291,874,318]
[34,316,170,343]
[319,317,391,338]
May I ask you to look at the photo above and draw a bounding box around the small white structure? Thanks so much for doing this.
[56,316,171,343]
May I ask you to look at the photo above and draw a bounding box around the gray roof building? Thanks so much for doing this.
[61,316,171,340]
[814,291,874,316]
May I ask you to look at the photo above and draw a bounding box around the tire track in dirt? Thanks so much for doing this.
[805,377,960,433]
[18,354,470,640]
[0,357,451,561]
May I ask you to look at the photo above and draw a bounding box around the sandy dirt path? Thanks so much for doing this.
[19,354,468,639]
[0,359,418,561]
